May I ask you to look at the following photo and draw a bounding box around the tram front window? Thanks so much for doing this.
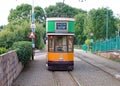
[48,36,54,52]
[68,36,73,52]
[56,36,67,52]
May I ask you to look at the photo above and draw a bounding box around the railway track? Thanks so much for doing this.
[75,52,120,81]
[68,71,82,86]
[52,71,81,86]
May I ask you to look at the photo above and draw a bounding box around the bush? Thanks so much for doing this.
[12,41,32,65]
[35,23,45,49]
[0,21,45,49]
[39,39,44,49]
[0,30,15,48]
[0,47,8,55]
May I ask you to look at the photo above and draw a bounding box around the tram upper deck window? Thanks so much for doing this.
[56,22,67,32]
[55,36,67,52]
[48,36,54,52]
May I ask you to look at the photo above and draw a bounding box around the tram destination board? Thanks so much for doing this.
[56,22,67,30]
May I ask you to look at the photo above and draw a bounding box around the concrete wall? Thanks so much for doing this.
[0,50,23,86]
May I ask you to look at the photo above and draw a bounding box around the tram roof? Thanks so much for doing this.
[46,17,74,21]
[46,33,74,36]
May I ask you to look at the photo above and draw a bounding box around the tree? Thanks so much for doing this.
[35,23,45,49]
[0,25,6,31]
[34,6,45,23]
[45,2,85,18]
[8,4,32,23]
[8,4,45,24]
[0,30,15,48]
[84,8,117,41]
[115,17,120,31]
[75,13,87,45]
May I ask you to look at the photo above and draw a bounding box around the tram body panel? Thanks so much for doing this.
[48,52,74,61]
[47,35,74,70]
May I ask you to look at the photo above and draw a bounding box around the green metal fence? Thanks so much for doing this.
[92,37,120,52]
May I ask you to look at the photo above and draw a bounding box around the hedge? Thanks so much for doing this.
[12,41,32,65]
[0,47,8,55]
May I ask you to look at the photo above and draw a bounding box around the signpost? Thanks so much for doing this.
[29,0,36,60]
[90,32,94,52]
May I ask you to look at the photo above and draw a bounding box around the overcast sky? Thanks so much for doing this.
[0,0,120,25]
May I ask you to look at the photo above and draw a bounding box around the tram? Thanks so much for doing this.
[46,18,74,71]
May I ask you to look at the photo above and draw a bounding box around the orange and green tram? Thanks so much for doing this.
[46,18,74,71]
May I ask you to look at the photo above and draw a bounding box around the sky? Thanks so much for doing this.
[0,0,120,25]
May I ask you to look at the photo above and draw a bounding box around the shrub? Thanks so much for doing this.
[12,41,32,65]
[35,23,45,49]
[0,30,15,48]
[39,39,44,49]
[0,47,8,55]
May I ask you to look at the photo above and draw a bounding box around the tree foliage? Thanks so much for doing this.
[34,6,45,23]
[45,2,85,18]
[75,13,87,45]
[0,29,16,48]
[35,23,45,49]
[115,17,120,31]
[0,25,6,31]
[8,4,45,24]
[8,4,32,23]
[0,47,8,55]
[84,8,117,41]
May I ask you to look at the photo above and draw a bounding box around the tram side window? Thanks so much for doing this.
[48,36,54,52]
[56,36,67,52]
[68,36,73,52]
